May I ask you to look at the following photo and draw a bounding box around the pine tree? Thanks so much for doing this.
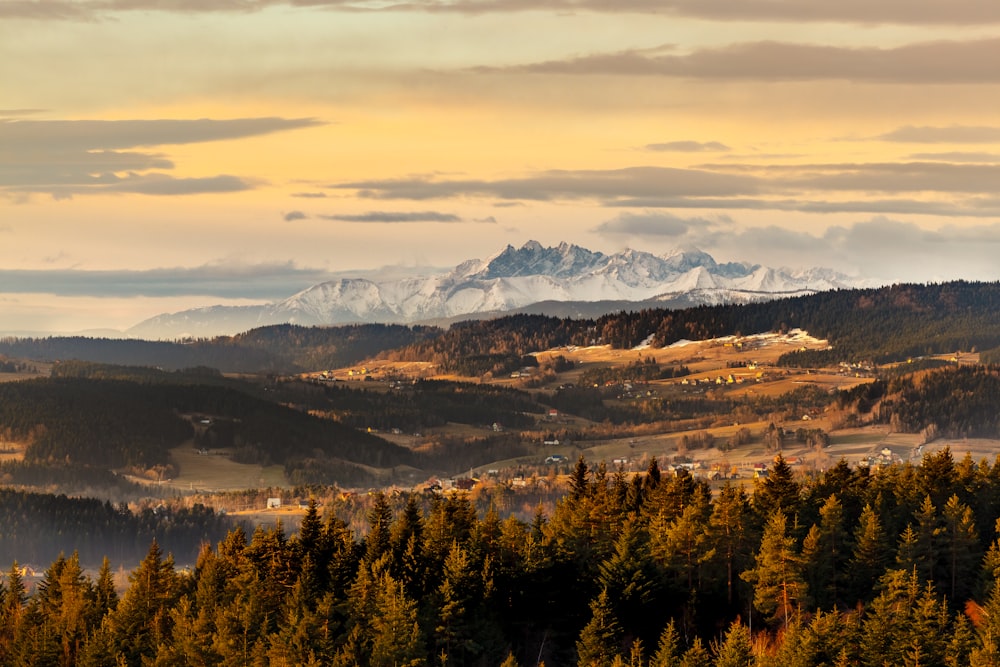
[91,557,118,622]
[364,492,393,566]
[650,619,682,667]
[679,637,711,667]
[655,493,714,593]
[107,539,181,664]
[369,572,426,667]
[434,541,481,665]
[848,504,889,603]
[570,456,591,500]
[709,482,753,607]
[910,495,940,586]
[599,516,658,638]
[753,453,800,521]
[940,494,979,600]
[742,512,808,627]
[713,619,754,667]
[576,589,623,667]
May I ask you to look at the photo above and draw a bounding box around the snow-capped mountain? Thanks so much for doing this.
[126,241,864,339]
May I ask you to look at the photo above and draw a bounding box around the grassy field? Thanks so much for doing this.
[163,445,287,493]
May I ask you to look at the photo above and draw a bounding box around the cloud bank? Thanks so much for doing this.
[8,0,1000,24]
[0,117,322,198]
[0,262,338,299]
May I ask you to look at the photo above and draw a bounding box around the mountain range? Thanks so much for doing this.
[127,241,865,339]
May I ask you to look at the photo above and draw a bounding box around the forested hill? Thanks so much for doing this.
[3,281,1000,374]
[0,323,440,374]
[0,364,413,486]
[383,281,1000,375]
[593,280,1000,364]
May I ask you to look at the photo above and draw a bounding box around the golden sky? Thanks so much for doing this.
[3,1,1000,332]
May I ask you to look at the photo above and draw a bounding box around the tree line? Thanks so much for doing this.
[8,449,1000,665]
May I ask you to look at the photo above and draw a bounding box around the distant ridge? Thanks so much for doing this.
[127,241,865,339]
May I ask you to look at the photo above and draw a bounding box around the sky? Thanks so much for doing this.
[4,0,1000,333]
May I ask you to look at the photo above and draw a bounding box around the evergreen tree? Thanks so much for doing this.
[576,589,623,667]
[713,619,754,667]
[4,563,30,626]
[369,572,426,667]
[940,494,979,600]
[364,492,394,566]
[753,454,800,521]
[107,539,181,665]
[911,495,941,586]
[848,504,889,603]
[709,483,753,608]
[598,516,659,640]
[741,512,808,627]
[91,557,118,622]
[392,494,426,598]
[434,541,482,665]
[679,637,711,667]
[650,619,682,667]
[570,456,591,500]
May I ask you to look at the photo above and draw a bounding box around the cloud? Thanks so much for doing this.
[0,109,46,117]
[509,38,1000,84]
[880,125,1000,143]
[0,117,321,197]
[594,211,722,237]
[0,262,338,299]
[906,153,1000,163]
[9,0,1000,24]
[332,166,760,202]
[107,174,254,196]
[604,196,1000,218]
[645,141,730,152]
[768,161,1000,194]
[291,192,329,198]
[15,174,256,198]
[284,210,308,221]
[696,159,1000,198]
[0,117,322,152]
[319,211,465,223]
[680,216,1000,283]
[332,160,1000,217]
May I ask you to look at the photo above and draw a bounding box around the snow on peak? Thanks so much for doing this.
[129,241,865,337]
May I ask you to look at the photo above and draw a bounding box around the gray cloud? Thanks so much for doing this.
[697,160,1000,195]
[105,174,253,195]
[637,216,1000,283]
[8,0,1000,24]
[0,117,320,197]
[510,38,1000,84]
[332,166,761,202]
[594,211,721,237]
[0,117,322,152]
[605,196,1000,218]
[0,261,338,299]
[319,211,464,223]
[880,125,1000,143]
[0,1,95,19]
[333,160,1000,217]
[284,210,308,221]
[18,174,256,198]
[291,192,329,198]
[775,162,1000,194]
[906,153,1000,163]
[645,141,730,152]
